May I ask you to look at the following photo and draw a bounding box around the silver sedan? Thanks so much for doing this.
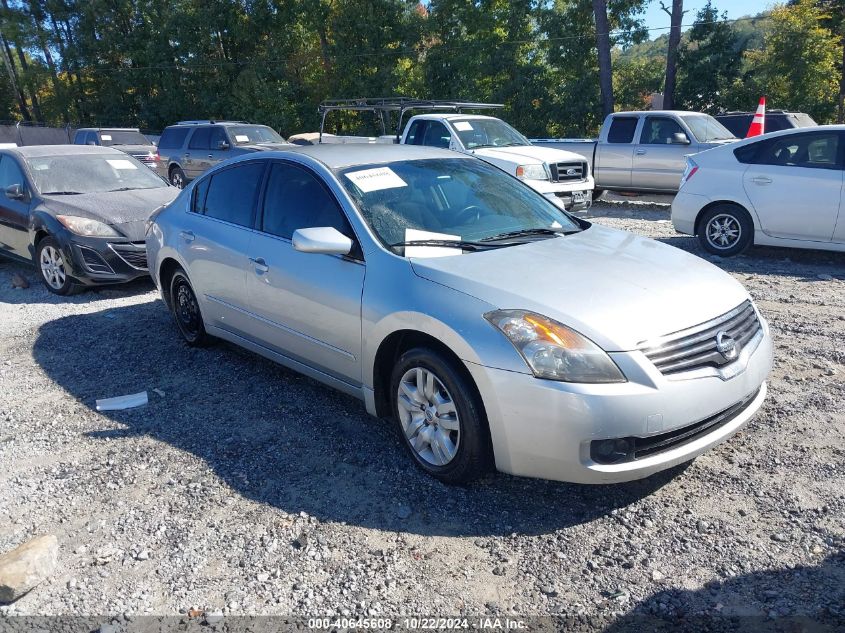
[146,145,773,484]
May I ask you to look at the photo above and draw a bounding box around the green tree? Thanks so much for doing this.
[675,1,742,112]
[736,0,841,122]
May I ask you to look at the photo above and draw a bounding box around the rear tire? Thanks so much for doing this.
[697,204,754,257]
[36,236,82,296]
[390,347,490,484]
[169,269,213,347]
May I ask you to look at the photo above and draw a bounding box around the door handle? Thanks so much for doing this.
[207,154,213,159]
[250,257,269,273]
[751,176,772,185]
[179,230,195,243]
[635,149,647,155]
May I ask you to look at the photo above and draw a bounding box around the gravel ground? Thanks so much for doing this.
[0,197,843,627]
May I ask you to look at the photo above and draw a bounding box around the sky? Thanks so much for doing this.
[641,0,772,36]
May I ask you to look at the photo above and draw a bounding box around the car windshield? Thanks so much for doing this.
[451,119,530,149]
[26,154,168,195]
[681,115,737,142]
[228,125,285,145]
[337,158,581,253]
[98,130,151,146]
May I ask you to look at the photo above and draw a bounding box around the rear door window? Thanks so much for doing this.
[203,161,266,226]
[420,121,451,148]
[607,117,638,143]
[188,127,212,150]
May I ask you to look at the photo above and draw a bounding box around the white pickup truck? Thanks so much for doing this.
[299,99,595,211]
[532,110,738,196]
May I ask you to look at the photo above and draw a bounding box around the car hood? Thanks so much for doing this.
[409,224,750,351]
[109,144,156,154]
[41,187,178,241]
[237,142,295,152]
[472,144,585,165]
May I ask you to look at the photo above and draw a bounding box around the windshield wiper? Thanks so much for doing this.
[42,191,83,195]
[388,239,498,252]
[107,187,142,192]
[480,227,576,242]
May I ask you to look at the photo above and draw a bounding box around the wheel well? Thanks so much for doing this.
[372,329,494,460]
[158,257,182,309]
[694,201,751,236]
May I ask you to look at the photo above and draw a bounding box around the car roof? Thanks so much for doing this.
[166,121,253,127]
[613,110,712,117]
[227,143,470,170]
[2,145,128,159]
[413,114,501,122]
[76,127,141,132]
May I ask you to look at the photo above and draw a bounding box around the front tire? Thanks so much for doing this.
[36,236,81,296]
[390,347,490,484]
[697,204,754,257]
[169,269,212,346]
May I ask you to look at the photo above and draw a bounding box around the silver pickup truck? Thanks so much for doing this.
[533,110,738,195]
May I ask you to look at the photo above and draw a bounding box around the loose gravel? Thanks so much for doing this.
[0,197,843,626]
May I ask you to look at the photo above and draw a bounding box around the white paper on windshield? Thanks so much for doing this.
[106,159,138,170]
[345,167,407,193]
[100,134,112,141]
[404,228,461,258]
[235,134,250,142]
[454,121,474,132]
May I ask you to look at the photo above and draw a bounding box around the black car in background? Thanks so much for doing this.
[155,120,291,188]
[715,110,817,138]
[73,127,159,170]
[0,145,177,295]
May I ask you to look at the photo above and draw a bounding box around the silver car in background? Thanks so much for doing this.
[146,145,773,484]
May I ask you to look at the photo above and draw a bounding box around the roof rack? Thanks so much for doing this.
[317,98,504,142]
[175,120,249,125]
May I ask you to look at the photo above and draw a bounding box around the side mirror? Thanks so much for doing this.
[217,140,230,150]
[292,227,353,256]
[5,184,25,201]
[672,132,691,145]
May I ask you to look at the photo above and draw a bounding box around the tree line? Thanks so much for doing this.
[0,0,842,138]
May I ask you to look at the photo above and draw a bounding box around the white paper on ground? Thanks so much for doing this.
[96,391,148,411]
[404,228,461,258]
[235,135,250,142]
[345,167,407,193]
[454,121,474,131]
[106,159,138,170]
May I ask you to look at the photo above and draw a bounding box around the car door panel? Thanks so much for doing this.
[631,116,692,190]
[597,116,639,188]
[182,161,265,335]
[741,131,843,242]
[245,160,364,384]
[0,155,32,258]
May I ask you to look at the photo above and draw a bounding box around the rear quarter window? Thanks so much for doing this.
[158,127,190,150]
[607,117,638,144]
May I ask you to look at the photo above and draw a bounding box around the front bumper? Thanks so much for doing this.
[59,233,150,286]
[465,325,773,484]
[525,178,595,212]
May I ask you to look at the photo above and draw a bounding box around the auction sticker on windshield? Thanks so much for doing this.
[454,121,474,131]
[345,167,407,193]
[235,135,250,142]
[106,159,138,170]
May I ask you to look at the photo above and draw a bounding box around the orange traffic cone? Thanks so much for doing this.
[746,97,766,137]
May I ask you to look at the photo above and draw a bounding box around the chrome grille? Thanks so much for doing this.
[110,242,148,270]
[640,301,761,376]
[549,161,587,182]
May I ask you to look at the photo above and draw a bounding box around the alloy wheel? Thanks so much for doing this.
[705,214,742,250]
[170,169,185,189]
[40,245,67,290]
[396,367,461,466]
[175,280,201,336]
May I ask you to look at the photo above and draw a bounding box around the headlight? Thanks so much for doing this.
[485,310,626,383]
[56,215,122,238]
[515,164,549,181]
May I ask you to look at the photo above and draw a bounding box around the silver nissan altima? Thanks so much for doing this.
[146,144,773,484]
